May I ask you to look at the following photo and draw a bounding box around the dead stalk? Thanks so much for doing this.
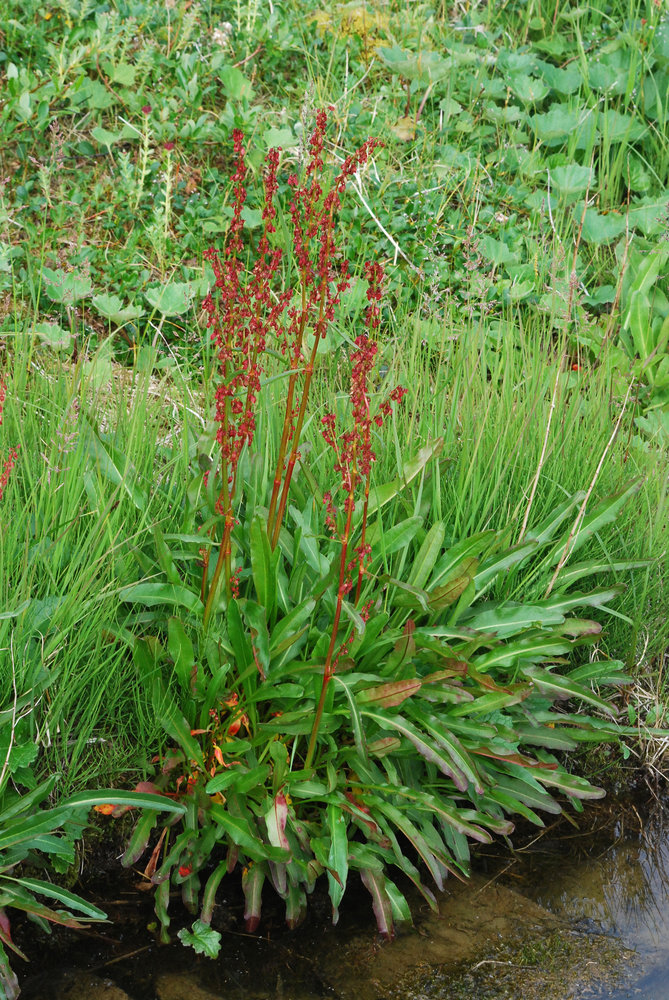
[544,379,634,598]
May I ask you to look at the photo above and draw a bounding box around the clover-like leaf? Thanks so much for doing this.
[177,919,222,958]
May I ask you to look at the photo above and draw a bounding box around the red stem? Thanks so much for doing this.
[304,486,356,769]
[354,470,371,606]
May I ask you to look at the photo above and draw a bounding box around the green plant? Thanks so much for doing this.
[0,384,187,1000]
[93,118,650,955]
[0,673,186,1000]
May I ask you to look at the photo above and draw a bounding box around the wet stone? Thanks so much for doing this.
[155,972,225,1000]
[54,970,131,1000]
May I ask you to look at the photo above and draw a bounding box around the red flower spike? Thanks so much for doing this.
[202,111,385,618]
[0,447,18,502]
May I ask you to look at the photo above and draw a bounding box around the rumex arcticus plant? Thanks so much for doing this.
[102,112,642,957]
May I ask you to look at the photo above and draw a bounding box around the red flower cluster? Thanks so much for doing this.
[0,378,18,503]
[200,111,385,616]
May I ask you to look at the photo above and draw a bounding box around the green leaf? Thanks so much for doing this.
[33,322,73,351]
[525,493,585,546]
[110,62,136,86]
[2,877,106,921]
[360,708,470,791]
[145,281,197,316]
[41,266,93,305]
[263,126,298,149]
[268,599,315,658]
[250,516,275,615]
[209,803,289,862]
[243,600,270,677]
[92,293,144,325]
[226,598,252,671]
[153,525,181,585]
[119,583,203,613]
[538,586,625,614]
[568,659,630,686]
[549,480,642,565]
[480,236,518,266]
[484,786,545,826]
[122,812,158,866]
[475,542,537,590]
[357,679,421,708]
[599,108,645,142]
[588,48,630,94]
[508,73,549,103]
[536,765,605,800]
[531,105,597,146]
[91,125,124,148]
[555,558,651,588]
[157,696,205,768]
[384,575,430,612]
[167,617,195,692]
[367,440,444,514]
[242,862,265,930]
[488,770,562,815]
[206,764,269,795]
[0,600,31,621]
[377,45,450,83]
[0,812,69,852]
[550,164,595,200]
[81,418,147,510]
[577,204,627,244]
[360,868,395,939]
[408,705,484,793]
[333,677,367,759]
[463,602,565,639]
[219,66,254,100]
[473,635,572,671]
[0,776,58,824]
[177,919,222,958]
[326,803,348,920]
[520,665,617,715]
[429,531,497,589]
[371,797,448,890]
[366,515,423,557]
[340,598,367,637]
[58,790,186,815]
[537,60,582,94]
[408,522,446,590]
[628,197,669,237]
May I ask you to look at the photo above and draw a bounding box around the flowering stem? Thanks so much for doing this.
[269,280,327,551]
[354,471,371,606]
[267,370,299,535]
[304,489,355,769]
[203,519,232,627]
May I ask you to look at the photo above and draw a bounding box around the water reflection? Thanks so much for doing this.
[519,797,669,998]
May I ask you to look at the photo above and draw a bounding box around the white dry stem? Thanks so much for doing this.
[349,173,420,272]
[518,353,565,543]
[544,378,634,598]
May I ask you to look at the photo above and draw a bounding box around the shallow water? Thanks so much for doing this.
[16,794,669,1000]
[514,797,669,1000]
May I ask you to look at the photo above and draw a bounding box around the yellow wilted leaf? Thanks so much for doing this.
[309,2,390,49]
[390,116,417,141]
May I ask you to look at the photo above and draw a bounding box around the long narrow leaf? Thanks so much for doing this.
[59,790,186,815]
[360,708,469,790]
[1,877,106,921]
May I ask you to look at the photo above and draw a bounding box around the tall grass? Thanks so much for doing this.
[308,302,667,662]
[0,340,193,788]
[1,286,666,796]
